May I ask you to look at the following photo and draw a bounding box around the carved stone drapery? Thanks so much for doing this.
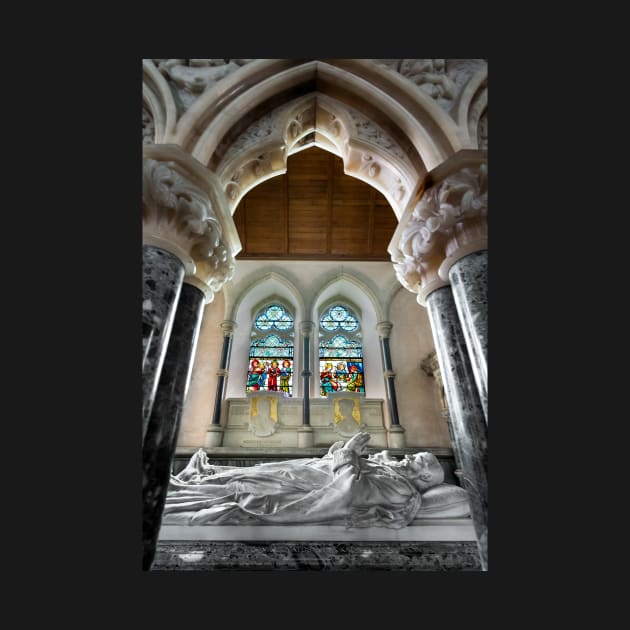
[390,155,487,304]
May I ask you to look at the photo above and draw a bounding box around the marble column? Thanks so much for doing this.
[377,321,405,448]
[142,282,205,571]
[298,321,314,447]
[142,245,185,442]
[448,249,488,422]
[207,320,236,447]
[142,144,240,571]
[426,286,488,570]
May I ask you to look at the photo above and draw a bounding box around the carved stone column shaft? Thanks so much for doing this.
[142,245,185,442]
[426,286,488,571]
[300,321,314,427]
[211,321,236,426]
[377,321,401,427]
[142,282,205,571]
[448,249,488,422]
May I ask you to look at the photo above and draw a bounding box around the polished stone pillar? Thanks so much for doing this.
[142,282,205,571]
[142,245,185,442]
[142,144,240,571]
[426,286,488,570]
[211,320,236,425]
[377,321,406,448]
[298,321,314,447]
[448,249,488,422]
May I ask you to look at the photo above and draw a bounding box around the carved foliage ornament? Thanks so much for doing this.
[143,159,234,287]
[348,108,406,161]
[142,109,155,145]
[223,154,273,203]
[392,164,487,289]
[373,59,486,114]
[152,59,253,114]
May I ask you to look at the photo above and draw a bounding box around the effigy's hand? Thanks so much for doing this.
[325,441,345,458]
[332,448,361,480]
[344,431,370,456]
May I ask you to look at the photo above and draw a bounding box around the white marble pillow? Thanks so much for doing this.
[415,483,471,518]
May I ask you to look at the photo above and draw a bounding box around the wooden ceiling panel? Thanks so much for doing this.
[233,147,397,260]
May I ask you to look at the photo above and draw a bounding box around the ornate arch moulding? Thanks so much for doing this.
[388,149,487,306]
[142,144,242,303]
[215,91,419,218]
[318,60,463,170]
[150,59,481,219]
[142,60,178,144]
[455,66,487,150]
[170,59,305,150]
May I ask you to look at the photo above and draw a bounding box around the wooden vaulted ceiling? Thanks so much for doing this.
[233,147,398,260]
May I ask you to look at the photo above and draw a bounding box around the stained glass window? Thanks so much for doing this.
[319,305,364,397]
[247,304,294,396]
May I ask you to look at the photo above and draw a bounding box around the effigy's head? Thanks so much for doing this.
[402,452,444,491]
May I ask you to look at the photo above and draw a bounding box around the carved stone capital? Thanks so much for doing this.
[421,351,441,380]
[299,321,314,336]
[143,144,241,303]
[390,152,486,304]
[220,320,237,336]
[376,321,393,338]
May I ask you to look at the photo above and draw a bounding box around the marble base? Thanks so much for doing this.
[205,425,224,447]
[151,540,481,571]
[387,425,406,448]
[221,397,388,448]
[159,519,475,542]
[297,425,314,448]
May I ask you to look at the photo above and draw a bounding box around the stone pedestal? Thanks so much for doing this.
[205,425,224,447]
[447,249,488,422]
[297,425,314,448]
[152,540,481,571]
[426,286,488,571]
[387,425,406,448]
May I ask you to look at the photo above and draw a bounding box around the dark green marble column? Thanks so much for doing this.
[448,249,488,422]
[426,285,488,570]
[142,245,185,443]
[142,282,205,571]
